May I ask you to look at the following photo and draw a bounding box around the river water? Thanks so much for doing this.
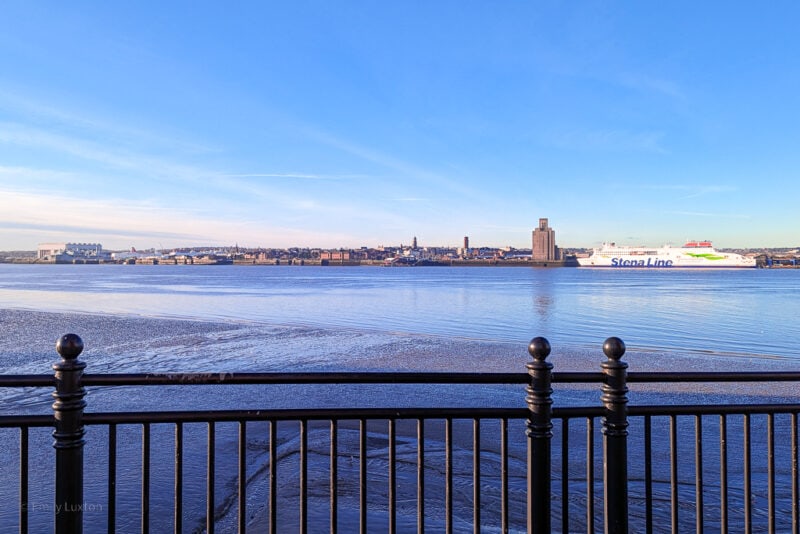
[0,264,798,360]
[1,264,798,532]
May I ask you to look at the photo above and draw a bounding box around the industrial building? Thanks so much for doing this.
[36,243,108,263]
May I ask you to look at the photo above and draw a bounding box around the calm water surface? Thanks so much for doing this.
[0,264,797,359]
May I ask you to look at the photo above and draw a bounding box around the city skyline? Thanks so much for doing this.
[2,2,800,251]
[16,231,784,256]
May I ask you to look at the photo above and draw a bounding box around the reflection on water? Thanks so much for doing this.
[533,294,553,321]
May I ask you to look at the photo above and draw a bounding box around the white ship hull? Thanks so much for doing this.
[578,241,756,268]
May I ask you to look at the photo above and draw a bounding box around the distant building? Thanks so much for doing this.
[412,236,418,249]
[463,236,469,250]
[37,242,105,261]
[319,250,351,261]
[532,219,560,261]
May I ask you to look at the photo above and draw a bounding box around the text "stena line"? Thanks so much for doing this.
[611,258,674,267]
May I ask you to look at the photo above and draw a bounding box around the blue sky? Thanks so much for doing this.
[1,1,798,250]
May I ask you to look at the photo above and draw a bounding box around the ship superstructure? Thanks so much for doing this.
[578,241,756,268]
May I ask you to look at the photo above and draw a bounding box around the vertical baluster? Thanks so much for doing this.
[239,420,247,534]
[768,414,775,533]
[562,418,569,534]
[445,418,452,534]
[473,418,481,534]
[300,420,307,534]
[695,415,704,533]
[601,336,628,534]
[330,419,338,534]
[526,336,552,534]
[501,418,508,534]
[269,420,277,534]
[417,418,425,533]
[670,415,678,533]
[744,414,751,534]
[720,415,728,534]
[644,415,652,534]
[108,424,118,532]
[174,422,182,534]
[20,426,28,534]
[142,423,150,534]
[207,422,215,534]
[389,418,396,534]
[587,417,595,533]
[359,419,367,534]
[792,413,798,534]
[52,333,86,534]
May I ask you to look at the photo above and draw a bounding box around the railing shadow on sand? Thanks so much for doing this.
[2,333,800,533]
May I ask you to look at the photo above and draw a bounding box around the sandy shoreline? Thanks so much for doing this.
[3,307,800,404]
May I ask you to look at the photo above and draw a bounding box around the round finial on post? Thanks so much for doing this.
[528,336,551,361]
[56,334,84,360]
[600,335,629,532]
[52,333,86,532]
[602,337,625,361]
[526,335,554,533]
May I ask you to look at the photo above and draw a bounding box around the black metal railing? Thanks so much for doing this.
[2,334,800,533]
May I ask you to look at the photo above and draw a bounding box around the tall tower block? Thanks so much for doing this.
[532,218,558,261]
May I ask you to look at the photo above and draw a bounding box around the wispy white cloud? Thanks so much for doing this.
[619,73,685,101]
[644,184,737,199]
[0,122,212,185]
[666,210,751,219]
[0,165,80,182]
[298,125,491,203]
[0,187,375,248]
[0,116,386,223]
[0,123,329,213]
[0,159,416,243]
[222,173,355,180]
[478,223,534,233]
[0,94,493,241]
[0,220,201,242]
[544,127,668,153]
[0,89,216,154]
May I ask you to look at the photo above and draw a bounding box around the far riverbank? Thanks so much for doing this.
[0,256,578,267]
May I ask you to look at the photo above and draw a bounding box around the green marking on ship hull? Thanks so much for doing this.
[685,253,725,260]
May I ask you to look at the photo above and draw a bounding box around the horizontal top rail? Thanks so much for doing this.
[5,370,800,388]
[82,406,531,424]
[81,371,530,386]
[0,414,53,428]
[627,371,800,383]
[0,375,55,387]
[6,402,800,429]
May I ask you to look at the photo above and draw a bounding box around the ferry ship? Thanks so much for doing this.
[578,241,756,268]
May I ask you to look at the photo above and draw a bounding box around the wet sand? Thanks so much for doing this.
[3,308,800,413]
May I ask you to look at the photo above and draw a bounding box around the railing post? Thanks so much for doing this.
[526,336,552,534]
[601,337,628,534]
[52,333,86,534]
